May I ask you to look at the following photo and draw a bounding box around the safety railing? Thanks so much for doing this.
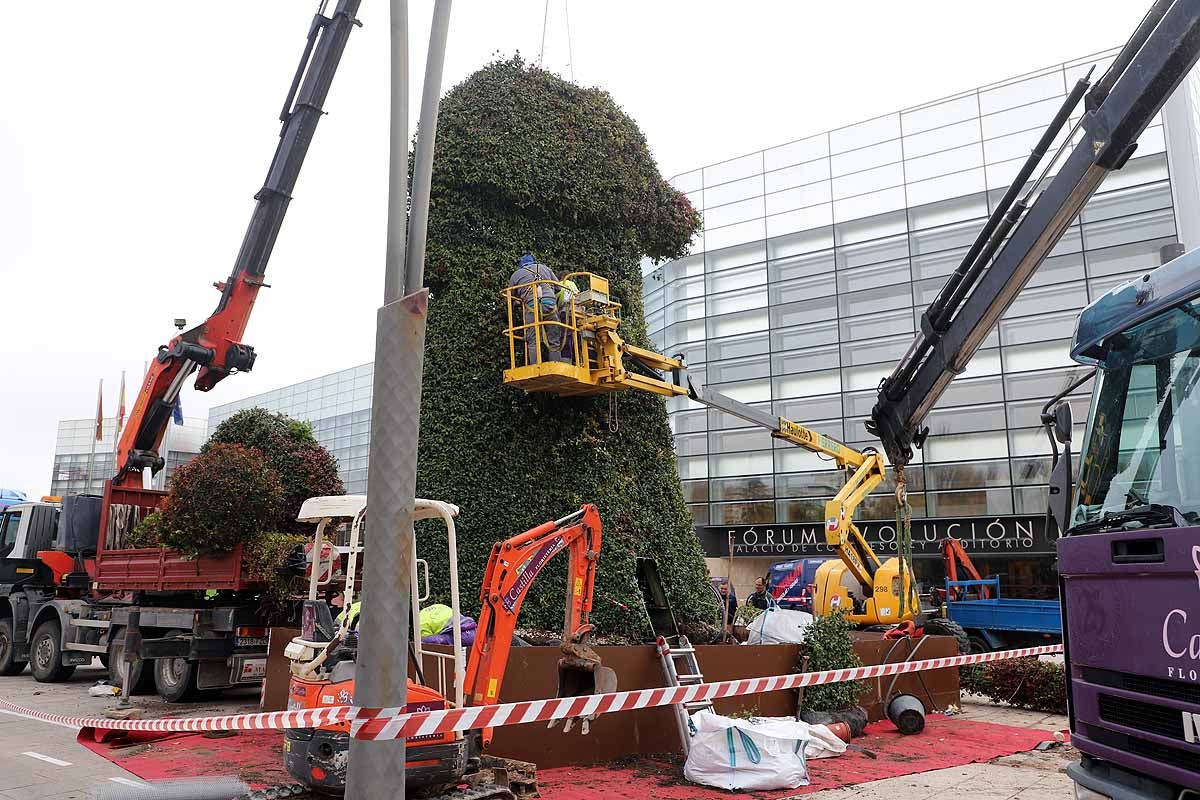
[501,271,620,372]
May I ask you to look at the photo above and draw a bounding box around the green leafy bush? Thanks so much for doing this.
[206,408,344,532]
[147,443,284,558]
[412,56,713,637]
[800,610,868,713]
[244,532,309,605]
[963,657,1067,714]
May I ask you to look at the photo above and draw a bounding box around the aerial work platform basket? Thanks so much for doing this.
[502,272,683,398]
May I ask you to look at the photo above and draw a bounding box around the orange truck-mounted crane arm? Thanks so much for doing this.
[114,2,361,487]
[464,504,607,713]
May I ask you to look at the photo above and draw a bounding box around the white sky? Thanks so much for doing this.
[0,1,1148,496]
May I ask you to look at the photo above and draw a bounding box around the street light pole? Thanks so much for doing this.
[347,2,452,797]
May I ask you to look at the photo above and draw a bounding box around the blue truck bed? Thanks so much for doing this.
[944,578,1062,635]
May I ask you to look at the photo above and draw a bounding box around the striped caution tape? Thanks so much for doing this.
[0,644,1062,739]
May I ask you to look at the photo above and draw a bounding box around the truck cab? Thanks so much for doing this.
[0,501,59,562]
[1055,246,1200,797]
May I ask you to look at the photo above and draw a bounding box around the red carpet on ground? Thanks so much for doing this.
[78,714,1051,796]
[538,715,1053,799]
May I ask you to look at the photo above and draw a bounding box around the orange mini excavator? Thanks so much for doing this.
[284,501,615,798]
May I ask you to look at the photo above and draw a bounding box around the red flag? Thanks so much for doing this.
[117,371,126,428]
[94,379,104,441]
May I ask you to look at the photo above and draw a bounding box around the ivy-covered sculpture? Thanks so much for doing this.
[414,57,715,637]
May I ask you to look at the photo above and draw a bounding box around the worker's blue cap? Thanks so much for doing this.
[518,253,535,267]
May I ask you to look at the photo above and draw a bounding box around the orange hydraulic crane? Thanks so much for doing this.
[113,2,361,487]
[939,538,992,601]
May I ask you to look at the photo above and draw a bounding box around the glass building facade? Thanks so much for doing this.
[207,363,375,494]
[51,416,207,496]
[643,48,1199,532]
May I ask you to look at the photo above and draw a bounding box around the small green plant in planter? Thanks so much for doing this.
[799,610,868,713]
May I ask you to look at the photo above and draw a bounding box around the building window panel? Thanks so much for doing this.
[770,297,830,329]
[836,233,909,270]
[925,458,1012,490]
[708,331,769,362]
[838,284,913,318]
[985,157,1027,190]
[766,205,834,240]
[902,94,979,136]
[771,319,840,351]
[1089,270,1152,300]
[775,448,834,474]
[664,254,704,283]
[709,285,767,317]
[777,470,844,499]
[707,308,768,339]
[938,375,1005,408]
[765,182,833,216]
[1026,251,1085,289]
[958,348,1002,379]
[981,95,1064,139]
[843,362,891,391]
[709,429,773,455]
[688,504,710,525]
[903,120,981,160]
[769,272,837,305]
[704,152,764,186]
[1095,153,1169,193]
[1013,486,1050,515]
[670,170,702,194]
[980,69,1065,115]
[772,343,840,375]
[704,196,766,229]
[905,144,984,183]
[833,186,908,224]
[707,354,771,384]
[664,296,705,325]
[708,401,773,431]
[706,218,766,252]
[711,500,776,525]
[776,498,826,523]
[906,168,986,208]
[704,175,764,208]
[677,455,709,480]
[832,162,906,200]
[859,491,928,521]
[672,409,708,435]
[764,159,831,193]
[983,123,1068,165]
[774,394,843,424]
[999,308,1081,347]
[764,135,829,171]
[711,476,775,501]
[925,404,1007,437]
[711,450,774,478]
[1007,394,1088,429]
[830,113,901,154]
[923,430,1010,462]
[839,306,914,341]
[773,369,841,400]
[1003,367,1093,401]
[1081,180,1171,224]
[1135,124,1166,156]
[840,335,910,368]
[682,480,709,504]
[706,262,766,294]
[834,209,909,246]
[708,378,771,404]
[837,258,911,294]
[1081,207,1176,251]
[926,488,1014,517]
[1002,338,1074,374]
[706,240,767,273]
[665,320,706,351]
[831,139,903,178]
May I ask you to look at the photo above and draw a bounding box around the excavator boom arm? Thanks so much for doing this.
[869,0,1200,468]
[464,505,603,707]
[114,1,361,485]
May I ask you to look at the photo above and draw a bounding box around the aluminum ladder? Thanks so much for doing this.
[655,634,713,753]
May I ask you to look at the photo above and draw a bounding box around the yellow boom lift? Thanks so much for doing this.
[501,274,919,626]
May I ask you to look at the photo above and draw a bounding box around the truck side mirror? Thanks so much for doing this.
[1052,402,1073,444]
[1047,404,1074,534]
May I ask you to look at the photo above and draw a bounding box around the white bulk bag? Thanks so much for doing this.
[683,711,846,791]
[745,605,814,645]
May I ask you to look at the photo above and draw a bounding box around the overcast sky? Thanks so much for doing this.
[0,1,1148,496]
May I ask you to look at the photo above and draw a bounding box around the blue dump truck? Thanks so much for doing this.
[941,578,1062,653]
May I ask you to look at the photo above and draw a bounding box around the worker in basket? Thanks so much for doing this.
[508,252,567,365]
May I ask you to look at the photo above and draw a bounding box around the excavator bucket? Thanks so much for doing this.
[556,637,618,699]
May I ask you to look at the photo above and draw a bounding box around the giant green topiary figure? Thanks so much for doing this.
[414,57,714,638]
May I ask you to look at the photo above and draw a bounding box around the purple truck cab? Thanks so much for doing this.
[1057,246,1200,796]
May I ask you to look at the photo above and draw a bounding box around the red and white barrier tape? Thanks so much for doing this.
[0,644,1061,740]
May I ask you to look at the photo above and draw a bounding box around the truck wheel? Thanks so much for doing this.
[106,628,154,694]
[966,635,991,654]
[0,617,28,676]
[921,617,970,654]
[29,620,75,682]
[153,631,199,703]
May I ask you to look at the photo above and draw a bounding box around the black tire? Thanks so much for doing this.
[922,617,970,654]
[106,628,154,694]
[966,635,991,655]
[0,617,27,676]
[29,620,75,682]
[153,630,199,703]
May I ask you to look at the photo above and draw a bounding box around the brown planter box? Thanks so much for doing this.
[422,632,959,768]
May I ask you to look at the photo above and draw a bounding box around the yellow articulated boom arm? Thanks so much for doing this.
[502,272,908,619]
